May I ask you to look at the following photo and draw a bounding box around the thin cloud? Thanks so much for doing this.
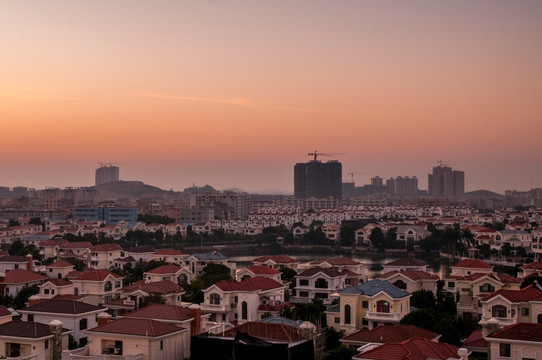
[136,92,331,114]
[0,94,93,102]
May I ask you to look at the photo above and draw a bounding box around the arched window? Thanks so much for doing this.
[492,305,507,318]
[315,278,328,289]
[79,318,87,330]
[209,293,221,305]
[344,304,351,324]
[104,281,112,292]
[57,273,62,279]
[393,280,407,290]
[377,300,390,313]
[242,301,248,320]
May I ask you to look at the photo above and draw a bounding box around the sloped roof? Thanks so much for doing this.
[260,316,304,328]
[125,304,192,322]
[338,279,409,298]
[219,322,302,342]
[126,245,156,253]
[153,249,186,256]
[87,318,185,337]
[483,283,542,302]
[342,325,438,344]
[310,257,360,266]
[452,259,492,269]
[488,323,542,342]
[297,267,343,278]
[379,270,439,281]
[0,255,28,263]
[523,261,542,270]
[384,258,426,267]
[1,269,47,284]
[48,260,74,268]
[43,278,72,287]
[22,299,104,314]
[90,243,122,252]
[189,251,228,261]
[0,321,70,338]
[60,242,93,249]
[72,269,122,281]
[145,264,183,274]
[0,305,12,317]
[213,276,284,292]
[122,280,185,295]
[252,255,298,264]
[462,330,487,349]
[244,265,281,275]
[353,337,459,360]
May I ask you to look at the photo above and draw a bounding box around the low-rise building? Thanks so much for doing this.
[70,269,124,305]
[378,270,439,294]
[292,268,346,305]
[486,323,542,360]
[89,243,123,269]
[252,254,299,271]
[340,324,439,349]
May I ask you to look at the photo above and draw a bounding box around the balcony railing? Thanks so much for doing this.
[365,311,401,322]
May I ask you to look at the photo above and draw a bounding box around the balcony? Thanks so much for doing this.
[365,311,401,322]
[479,316,517,326]
[201,303,229,313]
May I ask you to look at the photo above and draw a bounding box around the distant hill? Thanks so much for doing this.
[464,190,504,198]
[94,181,181,201]
[183,185,216,193]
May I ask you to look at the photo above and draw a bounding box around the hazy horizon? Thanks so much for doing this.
[2,1,541,194]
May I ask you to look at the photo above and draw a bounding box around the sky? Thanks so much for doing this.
[1,1,541,194]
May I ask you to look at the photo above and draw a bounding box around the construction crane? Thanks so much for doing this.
[307,150,346,162]
[97,162,122,167]
[436,160,458,167]
[346,172,374,183]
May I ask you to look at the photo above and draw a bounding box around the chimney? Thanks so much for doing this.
[457,347,470,360]
[189,304,201,335]
[97,312,111,326]
[28,295,45,307]
[26,254,33,272]
[49,319,63,360]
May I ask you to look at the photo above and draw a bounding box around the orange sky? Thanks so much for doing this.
[1,1,541,193]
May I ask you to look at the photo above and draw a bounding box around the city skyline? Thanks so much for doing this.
[1,1,541,193]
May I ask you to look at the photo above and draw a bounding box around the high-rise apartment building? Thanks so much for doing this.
[294,160,342,199]
[428,165,465,198]
[95,165,119,186]
[387,176,419,197]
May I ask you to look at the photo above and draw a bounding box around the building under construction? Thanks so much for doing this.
[294,152,342,200]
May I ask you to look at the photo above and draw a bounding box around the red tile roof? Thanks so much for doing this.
[219,321,302,342]
[125,304,192,322]
[452,259,492,269]
[297,267,343,278]
[153,249,186,256]
[488,323,542,342]
[245,265,281,275]
[48,260,74,268]
[0,305,12,317]
[122,280,185,295]
[44,278,72,287]
[1,269,47,284]
[462,330,487,349]
[379,270,439,281]
[354,337,459,360]
[90,243,122,252]
[87,318,184,337]
[252,255,298,264]
[72,269,122,281]
[342,325,438,344]
[483,283,542,302]
[60,242,93,249]
[310,257,360,266]
[22,299,104,314]
[213,276,285,292]
[523,262,542,270]
[145,264,183,274]
[0,321,70,338]
[385,258,426,267]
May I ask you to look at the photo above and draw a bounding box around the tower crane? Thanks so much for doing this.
[436,160,458,167]
[307,150,346,162]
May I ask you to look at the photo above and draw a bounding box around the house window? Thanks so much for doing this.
[344,305,351,325]
[538,314,542,323]
[299,279,309,286]
[242,301,248,320]
[74,287,79,295]
[499,343,510,357]
[393,280,407,290]
[479,283,495,293]
[362,301,369,309]
[315,278,328,289]
[334,317,340,324]
[79,318,87,330]
[44,289,50,295]
[522,308,530,316]
[28,314,34,322]
[299,291,309,297]
[448,282,455,288]
[209,293,221,305]
[115,281,120,288]
[376,300,390,313]
[492,305,507,318]
[44,339,49,349]
[160,340,163,350]
[49,269,53,273]
[51,290,54,295]
[104,281,112,292]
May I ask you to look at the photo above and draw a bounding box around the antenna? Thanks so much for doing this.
[346,172,373,183]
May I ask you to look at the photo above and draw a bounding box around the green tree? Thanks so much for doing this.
[201,263,232,287]
[324,327,341,351]
[280,268,297,282]
[520,276,542,289]
[339,223,357,247]
[8,240,24,256]
[502,242,512,257]
[410,289,436,310]
[14,284,40,309]
[369,227,385,250]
